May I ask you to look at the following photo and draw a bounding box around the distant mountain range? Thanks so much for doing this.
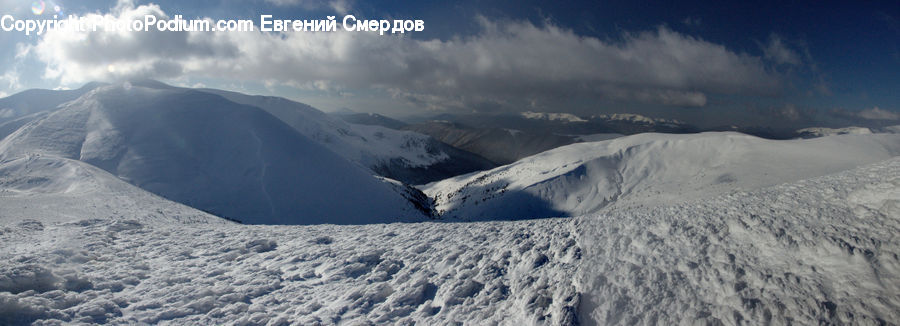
[337,110,900,166]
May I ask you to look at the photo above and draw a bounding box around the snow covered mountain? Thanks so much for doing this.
[0,84,430,224]
[591,113,684,126]
[796,126,873,138]
[198,88,494,184]
[3,81,898,324]
[0,83,103,125]
[1,153,897,324]
[422,132,900,220]
[401,112,700,165]
[521,111,588,122]
[0,83,106,140]
[0,81,494,185]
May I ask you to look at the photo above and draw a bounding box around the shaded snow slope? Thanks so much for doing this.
[0,112,50,141]
[423,132,900,221]
[201,88,495,184]
[0,156,897,325]
[0,84,428,224]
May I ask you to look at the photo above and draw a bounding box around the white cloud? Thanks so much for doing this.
[31,3,785,111]
[0,70,22,96]
[858,107,900,120]
[762,34,801,65]
[264,0,352,13]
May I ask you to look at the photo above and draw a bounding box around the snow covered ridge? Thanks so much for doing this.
[198,87,494,184]
[795,126,872,138]
[203,88,445,168]
[591,113,683,125]
[521,111,588,123]
[795,125,900,138]
[0,84,432,224]
[0,80,492,185]
[423,132,900,220]
[0,157,897,324]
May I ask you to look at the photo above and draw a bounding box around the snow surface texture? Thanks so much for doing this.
[0,156,898,325]
[423,132,900,220]
[574,158,900,325]
[0,85,429,224]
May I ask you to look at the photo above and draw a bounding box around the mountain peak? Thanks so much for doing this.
[121,78,177,90]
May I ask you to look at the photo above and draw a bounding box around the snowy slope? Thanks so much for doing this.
[422,132,900,220]
[0,82,493,184]
[1,156,897,325]
[0,83,103,125]
[200,88,494,184]
[0,84,429,224]
[0,154,224,226]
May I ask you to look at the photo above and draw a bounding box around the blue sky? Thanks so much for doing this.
[0,0,897,126]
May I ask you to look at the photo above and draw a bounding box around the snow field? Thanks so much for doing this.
[576,158,900,325]
[0,217,581,325]
[1,158,897,324]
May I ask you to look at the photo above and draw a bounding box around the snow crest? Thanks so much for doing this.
[423,132,900,220]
